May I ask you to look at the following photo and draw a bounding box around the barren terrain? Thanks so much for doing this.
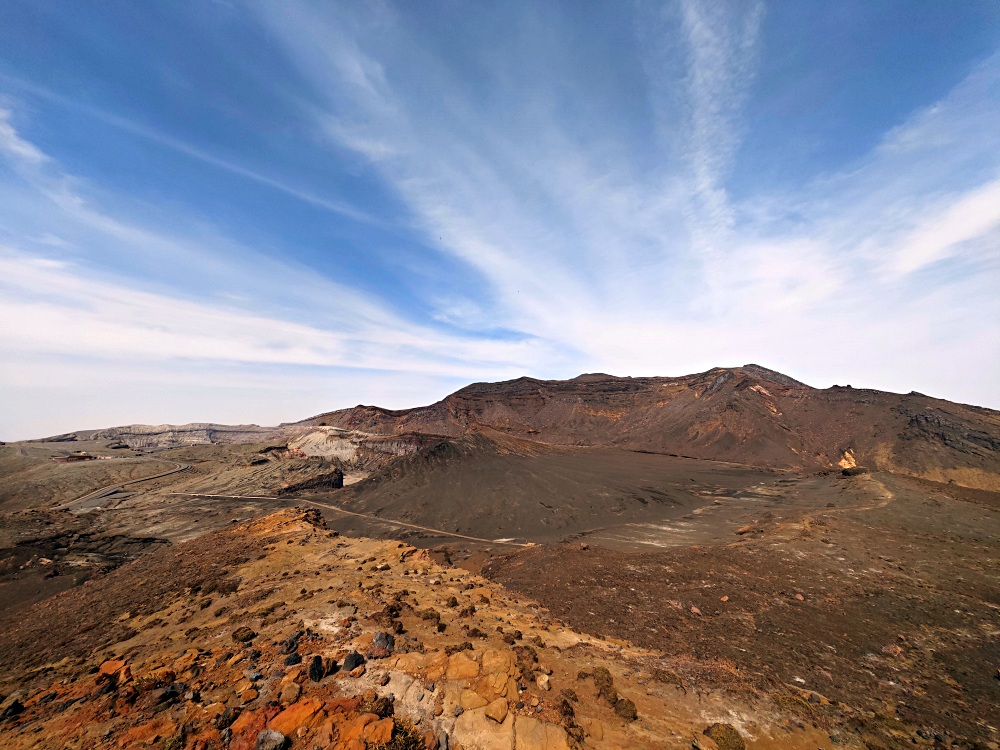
[1,367,998,750]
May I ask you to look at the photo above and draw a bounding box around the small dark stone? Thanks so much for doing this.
[308,655,324,682]
[323,656,339,676]
[367,630,396,659]
[283,653,302,666]
[281,631,303,655]
[342,651,365,672]
[1,700,24,721]
[256,728,287,750]
[231,627,256,643]
[373,631,395,653]
[214,707,240,730]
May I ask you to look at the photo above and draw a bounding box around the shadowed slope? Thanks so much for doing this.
[301,365,1000,490]
[313,429,788,542]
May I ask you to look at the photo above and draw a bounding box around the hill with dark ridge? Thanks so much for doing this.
[299,365,1000,491]
[4,371,1000,750]
[30,365,1000,491]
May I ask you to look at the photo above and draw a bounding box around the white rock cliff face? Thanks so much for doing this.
[44,422,436,473]
[77,423,286,448]
[288,427,439,470]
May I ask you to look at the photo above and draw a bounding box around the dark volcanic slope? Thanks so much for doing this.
[311,429,789,542]
[485,471,1000,749]
[301,365,1000,490]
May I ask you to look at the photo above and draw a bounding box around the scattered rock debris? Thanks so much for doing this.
[0,509,866,749]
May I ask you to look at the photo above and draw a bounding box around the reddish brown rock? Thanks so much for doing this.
[484,698,509,723]
[269,697,325,736]
[447,651,480,680]
[279,682,301,704]
[339,713,379,744]
[98,659,127,676]
[364,717,395,744]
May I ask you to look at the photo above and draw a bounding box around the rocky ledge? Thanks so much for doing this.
[0,510,845,750]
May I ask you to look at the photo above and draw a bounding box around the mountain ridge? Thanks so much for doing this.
[299,365,1000,490]
[29,364,1000,491]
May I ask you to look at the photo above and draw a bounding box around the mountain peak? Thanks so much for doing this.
[739,364,810,388]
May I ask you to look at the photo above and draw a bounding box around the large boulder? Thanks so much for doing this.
[255,729,286,750]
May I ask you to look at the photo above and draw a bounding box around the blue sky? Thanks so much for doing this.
[1,1,999,440]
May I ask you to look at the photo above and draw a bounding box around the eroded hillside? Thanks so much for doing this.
[302,366,1000,490]
[0,509,840,750]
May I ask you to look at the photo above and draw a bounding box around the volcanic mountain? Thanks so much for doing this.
[300,364,1000,491]
[4,366,1000,749]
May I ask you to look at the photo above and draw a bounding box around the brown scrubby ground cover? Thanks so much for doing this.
[0,517,261,676]
[485,472,1000,750]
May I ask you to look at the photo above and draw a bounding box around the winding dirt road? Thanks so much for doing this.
[167,492,532,547]
[62,460,191,510]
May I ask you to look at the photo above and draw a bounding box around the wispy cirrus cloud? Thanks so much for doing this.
[0,249,554,376]
[879,179,1000,277]
[251,1,999,403]
[0,107,47,164]
[0,107,570,438]
[0,75,377,225]
[679,0,763,239]
[1,1,998,440]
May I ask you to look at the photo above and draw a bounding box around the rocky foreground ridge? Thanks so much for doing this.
[0,509,841,750]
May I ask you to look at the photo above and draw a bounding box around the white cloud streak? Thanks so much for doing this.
[251,1,1000,408]
[680,0,763,238]
[0,74,376,225]
[881,179,1000,276]
[0,249,551,376]
[0,107,47,164]
[0,108,573,438]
